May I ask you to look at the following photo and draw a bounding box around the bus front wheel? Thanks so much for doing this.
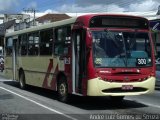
[19,72,26,89]
[57,77,68,102]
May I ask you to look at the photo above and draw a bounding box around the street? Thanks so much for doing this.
[0,1,160,120]
[0,76,160,120]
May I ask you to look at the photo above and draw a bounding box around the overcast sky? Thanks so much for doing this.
[0,0,159,14]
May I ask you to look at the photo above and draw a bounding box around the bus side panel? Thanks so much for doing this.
[17,56,57,90]
[4,56,14,79]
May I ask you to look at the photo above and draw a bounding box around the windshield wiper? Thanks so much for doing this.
[104,29,127,66]
[104,28,121,50]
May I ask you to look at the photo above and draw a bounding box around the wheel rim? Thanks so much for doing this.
[59,83,66,96]
[20,75,24,88]
[20,81,23,87]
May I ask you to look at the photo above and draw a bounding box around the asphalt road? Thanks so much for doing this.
[0,76,160,120]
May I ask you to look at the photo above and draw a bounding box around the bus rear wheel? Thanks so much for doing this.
[57,77,68,102]
[19,72,26,89]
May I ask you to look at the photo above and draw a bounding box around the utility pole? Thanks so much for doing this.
[23,8,38,26]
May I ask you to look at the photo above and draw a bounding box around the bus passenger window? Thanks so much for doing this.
[6,37,13,56]
[54,26,71,56]
[28,32,39,55]
[40,29,53,55]
[19,34,27,55]
[54,43,64,55]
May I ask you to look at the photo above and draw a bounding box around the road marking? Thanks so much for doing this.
[126,98,160,109]
[0,87,77,120]
[141,102,160,109]
[0,80,13,82]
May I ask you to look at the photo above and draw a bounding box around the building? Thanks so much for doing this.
[0,13,72,48]
[0,20,15,47]
[36,13,71,24]
[0,14,30,47]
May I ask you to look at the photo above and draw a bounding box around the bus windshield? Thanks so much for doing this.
[92,30,152,68]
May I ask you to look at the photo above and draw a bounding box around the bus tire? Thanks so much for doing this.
[57,77,68,102]
[110,96,124,102]
[19,72,26,89]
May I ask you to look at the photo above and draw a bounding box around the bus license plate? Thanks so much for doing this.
[122,85,133,90]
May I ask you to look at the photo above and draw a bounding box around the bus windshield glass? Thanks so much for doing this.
[92,30,152,68]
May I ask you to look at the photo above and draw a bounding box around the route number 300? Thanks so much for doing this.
[137,58,147,65]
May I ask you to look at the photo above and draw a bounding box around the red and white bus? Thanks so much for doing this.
[5,14,156,102]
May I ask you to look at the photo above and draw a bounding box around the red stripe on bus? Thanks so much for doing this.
[42,59,53,88]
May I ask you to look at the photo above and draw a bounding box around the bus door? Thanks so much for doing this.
[12,36,18,80]
[72,29,86,94]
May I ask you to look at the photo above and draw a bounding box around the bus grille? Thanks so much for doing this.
[102,87,147,93]
[104,78,148,83]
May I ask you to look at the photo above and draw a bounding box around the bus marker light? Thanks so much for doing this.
[137,69,140,73]
[139,79,142,81]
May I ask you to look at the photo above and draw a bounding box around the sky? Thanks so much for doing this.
[0,0,160,15]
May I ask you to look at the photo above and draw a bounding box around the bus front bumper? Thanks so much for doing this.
[87,77,155,96]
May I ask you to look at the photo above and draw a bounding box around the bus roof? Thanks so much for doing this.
[79,13,148,20]
[5,17,77,37]
[5,14,148,37]
[75,14,149,28]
